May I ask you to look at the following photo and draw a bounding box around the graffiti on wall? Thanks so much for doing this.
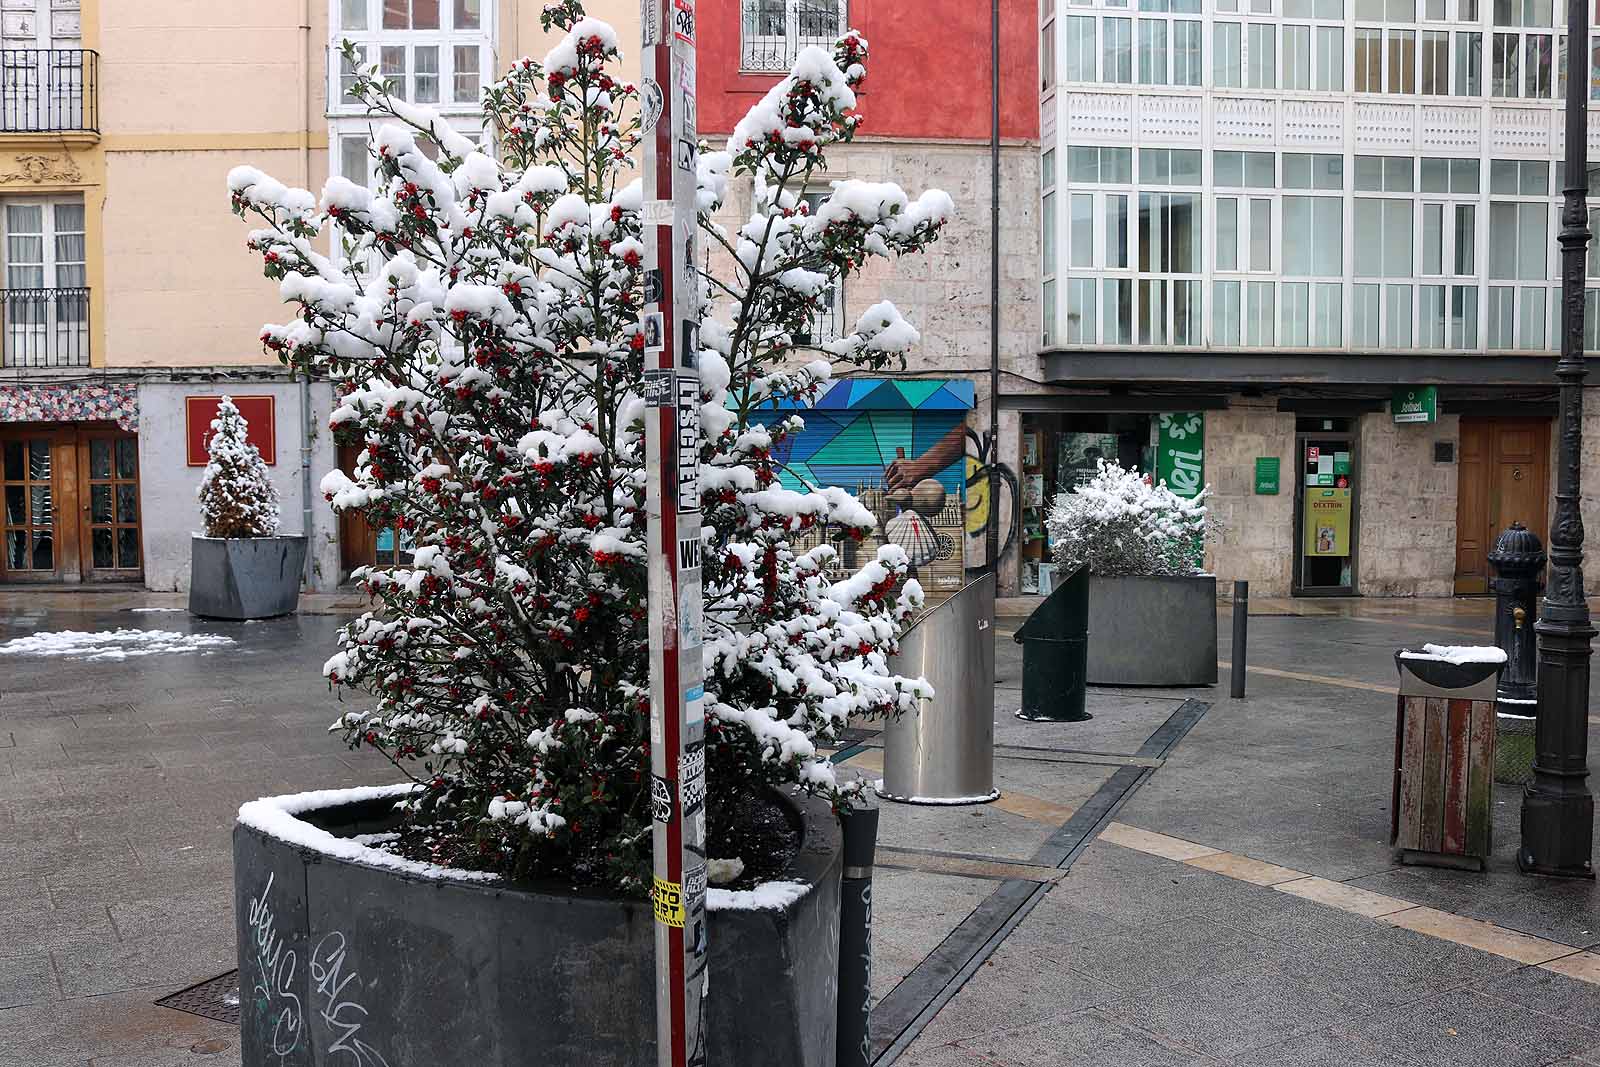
[962,427,1018,578]
[750,378,975,604]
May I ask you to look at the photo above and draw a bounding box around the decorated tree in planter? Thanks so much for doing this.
[197,395,281,538]
[1045,459,1213,577]
[227,2,951,893]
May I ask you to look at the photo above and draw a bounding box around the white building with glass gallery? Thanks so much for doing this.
[1025,0,1600,600]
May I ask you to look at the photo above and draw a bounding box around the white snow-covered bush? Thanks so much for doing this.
[227,3,950,893]
[1046,460,1210,578]
[197,395,281,539]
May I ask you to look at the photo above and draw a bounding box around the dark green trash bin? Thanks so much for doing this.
[1014,565,1091,722]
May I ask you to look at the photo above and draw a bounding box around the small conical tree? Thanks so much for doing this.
[197,396,281,538]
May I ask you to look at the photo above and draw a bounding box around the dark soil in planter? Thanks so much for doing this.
[341,784,802,892]
[708,786,802,889]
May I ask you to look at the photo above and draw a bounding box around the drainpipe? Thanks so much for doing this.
[299,0,315,586]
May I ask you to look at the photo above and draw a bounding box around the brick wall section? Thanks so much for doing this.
[1357,413,1461,597]
[1202,398,1296,597]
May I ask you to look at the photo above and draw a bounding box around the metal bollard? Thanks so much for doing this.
[835,802,879,1067]
[878,572,999,804]
[1231,580,1248,699]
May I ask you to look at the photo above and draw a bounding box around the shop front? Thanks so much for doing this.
[0,382,142,584]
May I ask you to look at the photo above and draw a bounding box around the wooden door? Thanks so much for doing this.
[1454,418,1551,594]
[75,431,141,580]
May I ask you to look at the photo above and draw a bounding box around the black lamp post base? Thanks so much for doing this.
[1518,790,1596,879]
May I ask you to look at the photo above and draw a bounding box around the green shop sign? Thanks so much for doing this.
[1393,386,1438,424]
[1156,412,1205,499]
[1254,457,1280,495]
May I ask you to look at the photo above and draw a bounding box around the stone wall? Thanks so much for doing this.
[1357,413,1461,598]
[1202,399,1296,597]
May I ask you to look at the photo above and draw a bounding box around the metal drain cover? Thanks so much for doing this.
[155,970,240,1025]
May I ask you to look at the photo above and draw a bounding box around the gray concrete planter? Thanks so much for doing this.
[189,535,306,619]
[234,785,840,1067]
[1087,574,1218,686]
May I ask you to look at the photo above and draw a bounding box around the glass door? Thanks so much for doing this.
[1294,430,1358,595]
[79,432,140,578]
[1,434,56,578]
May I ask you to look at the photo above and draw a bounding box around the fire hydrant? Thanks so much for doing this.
[1487,522,1545,709]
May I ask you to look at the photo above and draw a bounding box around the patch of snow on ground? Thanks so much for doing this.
[127,607,186,613]
[0,628,236,661]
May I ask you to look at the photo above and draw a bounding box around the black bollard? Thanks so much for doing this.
[1230,580,1248,699]
[836,801,879,1067]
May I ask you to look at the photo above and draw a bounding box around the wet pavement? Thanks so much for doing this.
[0,590,1596,1066]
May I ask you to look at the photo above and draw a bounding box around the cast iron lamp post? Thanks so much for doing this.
[1520,0,1597,879]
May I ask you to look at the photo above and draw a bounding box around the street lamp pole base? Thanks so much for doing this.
[1518,791,1596,879]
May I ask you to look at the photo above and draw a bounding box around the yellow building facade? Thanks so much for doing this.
[0,0,637,588]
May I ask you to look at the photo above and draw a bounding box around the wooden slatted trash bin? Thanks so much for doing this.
[1391,644,1507,871]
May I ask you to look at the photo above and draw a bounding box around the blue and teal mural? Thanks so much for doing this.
[750,378,975,600]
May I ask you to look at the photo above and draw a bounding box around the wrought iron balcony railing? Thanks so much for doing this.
[0,50,98,134]
[741,1,845,73]
[1,287,90,368]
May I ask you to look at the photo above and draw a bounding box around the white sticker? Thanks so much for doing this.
[678,572,702,650]
[642,311,665,352]
[642,199,674,226]
[642,0,660,45]
[640,79,664,133]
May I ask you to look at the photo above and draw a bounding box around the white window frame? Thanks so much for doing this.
[1,197,86,367]
[328,0,494,118]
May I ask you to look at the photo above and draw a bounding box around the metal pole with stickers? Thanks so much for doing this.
[641,0,708,1064]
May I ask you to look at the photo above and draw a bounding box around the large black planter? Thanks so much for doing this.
[190,535,306,619]
[1087,574,1218,686]
[234,785,841,1067]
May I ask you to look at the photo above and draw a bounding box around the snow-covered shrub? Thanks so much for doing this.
[227,4,950,892]
[197,395,281,538]
[1046,460,1210,578]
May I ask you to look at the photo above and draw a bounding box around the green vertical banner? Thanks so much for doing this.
[1156,412,1205,499]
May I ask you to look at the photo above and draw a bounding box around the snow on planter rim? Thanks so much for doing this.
[238,784,819,909]
[1397,643,1509,666]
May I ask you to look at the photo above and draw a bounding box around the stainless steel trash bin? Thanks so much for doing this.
[878,572,999,805]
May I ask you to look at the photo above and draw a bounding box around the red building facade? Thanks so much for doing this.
[696,2,1043,594]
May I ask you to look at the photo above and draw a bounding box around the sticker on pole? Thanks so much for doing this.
[672,0,695,44]
[642,369,673,407]
[685,683,704,726]
[653,876,685,927]
[685,863,707,904]
[676,377,701,512]
[639,78,664,133]
[651,774,674,823]
[642,200,673,227]
[641,0,660,44]
[642,311,665,353]
[680,746,706,814]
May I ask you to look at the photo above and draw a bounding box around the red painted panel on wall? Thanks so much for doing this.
[696,0,1038,142]
[185,395,277,467]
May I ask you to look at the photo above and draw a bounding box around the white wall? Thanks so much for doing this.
[136,379,340,593]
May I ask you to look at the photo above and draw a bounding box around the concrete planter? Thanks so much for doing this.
[234,786,841,1067]
[189,535,306,619]
[1087,574,1218,686]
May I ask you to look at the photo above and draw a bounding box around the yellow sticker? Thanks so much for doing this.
[653,876,685,928]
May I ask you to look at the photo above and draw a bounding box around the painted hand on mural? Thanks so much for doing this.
[884,424,967,492]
